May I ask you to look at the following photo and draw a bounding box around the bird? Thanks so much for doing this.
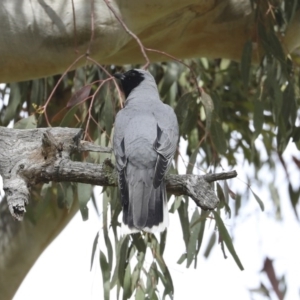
[113,69,179,234]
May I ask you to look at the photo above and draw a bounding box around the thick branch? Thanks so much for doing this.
[0,1,299,82]
[0,127,237,220]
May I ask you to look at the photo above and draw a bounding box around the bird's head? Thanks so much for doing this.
[113,69,155,99]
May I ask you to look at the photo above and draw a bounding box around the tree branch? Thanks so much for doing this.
[0,127,237,220]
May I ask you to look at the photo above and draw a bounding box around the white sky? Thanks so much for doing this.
[11,140,300,300]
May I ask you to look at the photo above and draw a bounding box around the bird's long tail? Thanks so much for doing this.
[121,167,168,234]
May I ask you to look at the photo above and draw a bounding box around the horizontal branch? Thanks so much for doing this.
[0,127,237,220]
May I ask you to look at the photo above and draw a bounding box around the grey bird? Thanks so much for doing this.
[113,69,179,234]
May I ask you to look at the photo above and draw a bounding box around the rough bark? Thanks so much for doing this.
[0,126,237,299]
[0,0,299,82]
[0,126,237,220]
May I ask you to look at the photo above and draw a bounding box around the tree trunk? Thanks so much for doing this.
[0,0,299,82]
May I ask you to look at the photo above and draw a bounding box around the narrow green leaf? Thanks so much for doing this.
[91,192,100,216]
[217,183,225,209]
[169,196,182,213]
[250,189,264,211]
[131,233,146,253]
[146,263,158,298]
[67,85,91,107]
[123,264,132,300]
[100,250,111,300]
[59,105,79,127]
[14,114,37,129]
[118,236,130,285]
[288,183,300,220]
[135,285,145,300]
[175,92,198,136]
[210,91,221,115]
[56,183,65,209]
[150,235,174,298]
[204,231,216,258]
[210,120,227,155]
[258,22,287,77]
[177,253,187,264]
[190,213,207,228]
[101,188,114,274]
[200,91,214,132]
[195,210,209,259]
[212,211,244,271]
[101,90,114,146]
[131,266,140,293]
[90,232,99,270]
[224,180,237,200]
[217,183,231,218]
[187,146,199,174]
[177,197,190,249]
[187,209,201,268]
[160,230,167,256]
[241,40,252,89]
[159,62,180,98]
[104,234,114,273]
[65,184,74,210]
[253,99,264,137]
[285,0,298,24]
[77,183,92,221]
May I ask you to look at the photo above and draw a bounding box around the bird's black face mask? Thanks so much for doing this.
[114,69,145,99]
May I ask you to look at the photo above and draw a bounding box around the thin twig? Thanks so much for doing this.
[146,48,202,98]
[87,56,124,108]
[42,54,86,126]
[84,79,109,139]
[102,0,201,98]
[103,0,151,69]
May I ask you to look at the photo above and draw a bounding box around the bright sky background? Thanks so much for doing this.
[9,138,300,300]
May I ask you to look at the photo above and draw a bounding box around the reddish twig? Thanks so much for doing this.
[84,79,109,139]
[87,56,124,108]
[102,0,201,98]
[42,54,86,126]
[146,48,202,98]
[103,0,150,69]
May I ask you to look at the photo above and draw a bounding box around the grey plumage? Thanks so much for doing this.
[113,69,179,234]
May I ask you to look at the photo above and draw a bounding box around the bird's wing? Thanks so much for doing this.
[113,109,130,206]
[153,105,179,188]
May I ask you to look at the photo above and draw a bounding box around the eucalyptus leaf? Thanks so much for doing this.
[100,251,111,300]
[186,208,201,268]
[212,211,244,271]
[200,91,214,132]
[90,232,99,270]
[241,40,252,89]
[250,189,264,211]
[77,183,92,221]
[210,120,227,155]
[14,114,37,129]
[123,264,132,300]
[67,85,91,107]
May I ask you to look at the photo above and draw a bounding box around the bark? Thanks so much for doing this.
[0,0,299,82]
[0,127,237,220]
[0,126,237,298]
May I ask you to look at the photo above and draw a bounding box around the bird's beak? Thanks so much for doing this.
[113,73,125,80]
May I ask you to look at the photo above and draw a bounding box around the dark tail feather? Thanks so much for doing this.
[122,178,168,234]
